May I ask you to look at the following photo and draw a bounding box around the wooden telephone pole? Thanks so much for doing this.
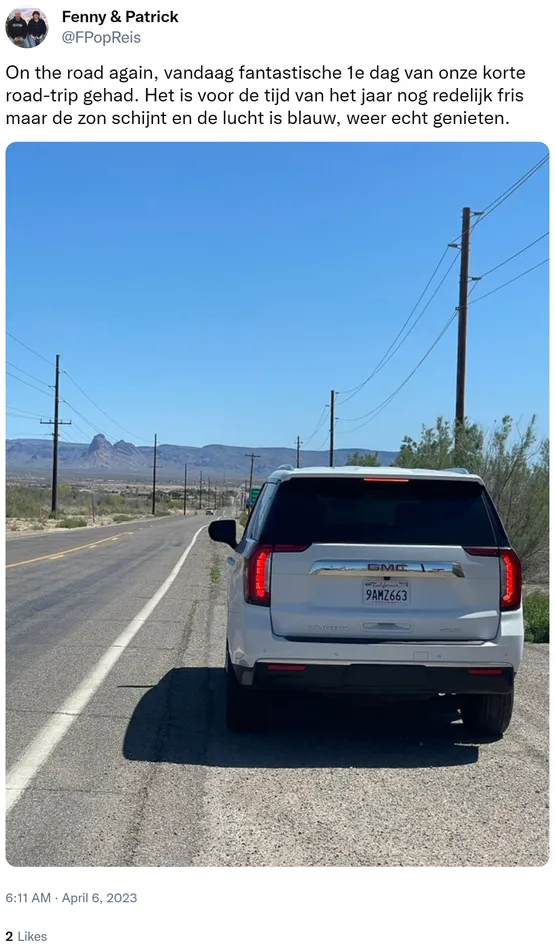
[455,207,472,433]
[329,390,335,467]
[40,354,71,516]
[245,452,260,500]
[151,434,157,515]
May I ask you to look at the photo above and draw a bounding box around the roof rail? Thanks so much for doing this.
[443,466,470,474]
[277,464,294,471]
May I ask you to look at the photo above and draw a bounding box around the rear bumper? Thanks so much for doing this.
[230,605,525,675]
[235,662,515,695]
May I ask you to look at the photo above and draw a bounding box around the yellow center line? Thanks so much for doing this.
[6,532,129,569]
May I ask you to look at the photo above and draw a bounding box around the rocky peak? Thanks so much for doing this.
[86,434,112,456]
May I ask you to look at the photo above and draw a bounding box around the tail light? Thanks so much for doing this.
[244,544,308,607]
[463,546,522,611]
[244,545,272,606]
[499,549,522,610]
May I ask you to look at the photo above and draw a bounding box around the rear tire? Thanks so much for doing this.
[225,653,264,732]
[460,688,514,737]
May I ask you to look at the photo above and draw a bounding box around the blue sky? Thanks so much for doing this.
[6,142,549,453]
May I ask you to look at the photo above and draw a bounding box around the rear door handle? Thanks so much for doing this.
[362,622,413,631]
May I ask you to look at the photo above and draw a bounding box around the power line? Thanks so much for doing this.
[340,309,459,434]
[61,397,118,441]
[6,331,53,366]
[468,258,549,306]
[476,155,549,223]
[6,413,43,424]
[302,405,329,446]
[6,337,149,444]
[58,428,78,442]
[70,421,93,440]
[63,371,151,444]
[341,251,461,406]
[338,246,456,405]
[312,411,331,452]
[6,405,88,442]
[313,432,329,452]
[338,250,546,436]
[339,278,475,428]
[6,405,45,419]
[476,233,548,280]
[6,361,52,391]
[337,155,548,410]
[60,400,97,429]
[6,371,53,398]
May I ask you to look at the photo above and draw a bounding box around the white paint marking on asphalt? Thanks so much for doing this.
[6,525,207,815]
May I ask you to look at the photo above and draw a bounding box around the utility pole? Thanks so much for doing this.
[40,354,71,516]
[208,476,211,508]
[243,478,248,511]
[295,436,302,468]
[329,390,335,467]
[245,452,260,502]
[455,207,472,448]
[183,463,187,516]
[151,433,157,515]
[199,470,203,509]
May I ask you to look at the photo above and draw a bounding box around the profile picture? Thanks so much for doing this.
[5,7,48,47]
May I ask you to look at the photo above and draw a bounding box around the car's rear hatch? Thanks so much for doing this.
[261,474,505,643]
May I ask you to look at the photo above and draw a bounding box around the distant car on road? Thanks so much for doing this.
[205,508,214,516]
[208,465,524,735]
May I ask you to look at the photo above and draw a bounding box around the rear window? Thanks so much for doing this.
[260,477,499,547]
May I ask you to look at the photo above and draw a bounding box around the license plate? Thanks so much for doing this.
[363,581,410,604]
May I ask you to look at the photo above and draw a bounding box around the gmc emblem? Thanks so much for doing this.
[367,563,408,571]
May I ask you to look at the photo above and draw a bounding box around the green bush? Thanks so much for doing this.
[524,592,549,643]
[6,484,50,519]
[56,517,88,529]
[112,514,134,523]
[239,513,248,527]
[394,415,548,582]
[6,484,180,523]
[346,451,380,467]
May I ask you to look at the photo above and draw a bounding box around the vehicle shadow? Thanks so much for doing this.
[122,667,483,769]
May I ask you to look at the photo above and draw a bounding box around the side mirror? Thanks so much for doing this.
[208,518,237,549]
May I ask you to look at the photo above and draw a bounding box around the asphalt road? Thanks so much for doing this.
[6,514,549,866]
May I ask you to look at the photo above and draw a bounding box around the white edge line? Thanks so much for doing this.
[6,524,207,815]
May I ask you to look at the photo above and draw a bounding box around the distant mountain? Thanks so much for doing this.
[6,435,398,480]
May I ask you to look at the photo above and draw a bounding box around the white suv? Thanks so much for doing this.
[208,465,524,736]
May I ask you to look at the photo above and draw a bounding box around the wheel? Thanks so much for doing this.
[460,688,514,737]
[225,654,265,732]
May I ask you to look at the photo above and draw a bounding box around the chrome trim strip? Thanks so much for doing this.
[309,560,464,577]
